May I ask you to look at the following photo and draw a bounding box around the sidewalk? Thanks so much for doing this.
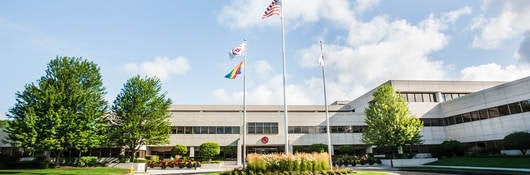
[419,165,530,173]
[132,161,240,175]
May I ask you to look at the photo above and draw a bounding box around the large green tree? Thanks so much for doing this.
[5,56,107,162]
[361,84,423,155]
[503,131,530,155]
[111,75,171,162]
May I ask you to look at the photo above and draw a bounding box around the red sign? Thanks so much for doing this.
[261,136,269,144]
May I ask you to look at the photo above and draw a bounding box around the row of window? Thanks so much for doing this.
[421,99,530,126]
[442,93,468,102]
[288,125,366,134]
[171,126,240,134]
[399,92,438,103]
[248,122,279,134]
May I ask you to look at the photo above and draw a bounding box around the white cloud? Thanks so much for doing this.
[355,0,380,14]
[471,0,530,49]
[442,7,472,23]
[255,60,274,78]
[124,56,190,81]
[218,0,356,29]
[460,63,530,81]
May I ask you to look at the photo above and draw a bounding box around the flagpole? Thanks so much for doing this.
[242,40,247,169]
[280,0,289,155]
[320,41,333,169]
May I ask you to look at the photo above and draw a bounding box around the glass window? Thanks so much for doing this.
[225,127,232,134]
[509,102,522,114]
[193,127,200,134]
[217,127,224,134]
[271,123,278,134]
[171,128,177,134]
[319,126,327,133]
[294,127,301,133]
[443,94,451,101]
[407,94,415,102]
[488,107,500,118]
[498,105,510,116]
[521,100,530,112]
[184,127,192,134]
[200,126,209,134]
[463,113,472,122]
[415,94,423,102]
[177,127,184,134]
[471,111,480,121]
[264,123,271,134]
[233,127,240,134]
[454,115,463,124]
[421,94,430,102]
[431,118,443,126]
[478,109,488,120]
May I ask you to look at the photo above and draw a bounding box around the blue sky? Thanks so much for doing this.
[2,0,530,119]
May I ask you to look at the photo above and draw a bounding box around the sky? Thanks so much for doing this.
[1,0,530,120]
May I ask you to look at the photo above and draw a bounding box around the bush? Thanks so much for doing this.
[200,142,221,161]
[78,156,98,167]
[246,153,330,172]
[308,144,328,153]
[503,131,530,155]
[336,145,354,155]
[172,144,188,157]
[432,140,467,158]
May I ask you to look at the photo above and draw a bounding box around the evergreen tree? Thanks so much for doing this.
[6,56,107,163]
[111,75,171,162]
[361,84,423,155]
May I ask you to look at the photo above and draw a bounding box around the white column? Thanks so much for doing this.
[189,146,195,158]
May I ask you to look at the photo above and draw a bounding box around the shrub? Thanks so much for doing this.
[432,140,467,158]
[172,144,188,157]
[336,145,354,155]
[308,144,328,153]
[78,156,98,167]
[246,153,330,172]
[503,131,530,155]
[200,142,221,161]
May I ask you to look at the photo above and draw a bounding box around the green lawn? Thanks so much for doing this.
[427,156,530,168]
[0,167,128,175]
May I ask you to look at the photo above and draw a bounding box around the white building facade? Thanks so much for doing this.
[146,76,530,164]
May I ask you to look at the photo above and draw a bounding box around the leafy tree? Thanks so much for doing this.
[110,75,172,162]
[0,120,7,128]
[200,142,220,161]
[171,144,188,157]
[308,143,328,153]
[361,84,423,156]
[504,131,530,155]
[5,56,107,163]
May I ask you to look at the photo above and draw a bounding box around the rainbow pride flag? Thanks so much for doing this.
[225,61,244,79]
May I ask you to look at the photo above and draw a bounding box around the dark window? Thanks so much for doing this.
[478,109,489,120]
[177,127,184,134]
[509,102,522,114]
[171,128,177,134]
[488,107,500,118]
[225,127,232,134]
[319,126,327,133]
[498,105,510,116]
[462,113,472,122]
[471,111,480,121]
[200,126,209,134]
[217,127,224,134]
[193,127,200,134]
[430,118,443,126]
[521,100,530,112]
[455,115,464,124]
[233,127,240,134]
[248,122,278,134]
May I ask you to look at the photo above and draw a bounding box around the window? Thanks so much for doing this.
[521,100,530,112]
[487,107,499,118]
[498,105,510,116]
[248,122,278,134]
[177,127,184,134]
[399,92,437,102]
[509,102,522,114]
[478,109,488,120]
[470,111,479,121]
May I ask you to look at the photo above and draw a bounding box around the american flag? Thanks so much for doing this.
[262,0,281,19]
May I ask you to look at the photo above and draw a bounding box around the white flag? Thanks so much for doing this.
[318,52,324,67]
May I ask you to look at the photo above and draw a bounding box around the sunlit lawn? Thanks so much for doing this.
[0,167,127,175]
[427,156,530,168]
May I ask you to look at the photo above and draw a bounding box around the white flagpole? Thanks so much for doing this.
[242,40,248,168]
[280,0,289,155]
[320,41,333,169]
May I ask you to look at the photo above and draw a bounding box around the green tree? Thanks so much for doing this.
[171,144,188,157]
[361,84,423,156]
[110,75,172,162]
[200,142,220,161]
[5,56,107,163]
[337,145,354,155]
[504,131,530,155]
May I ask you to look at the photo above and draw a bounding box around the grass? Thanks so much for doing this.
[427,156,530,168]
[399,167,529,175]
[0,167,128,175]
